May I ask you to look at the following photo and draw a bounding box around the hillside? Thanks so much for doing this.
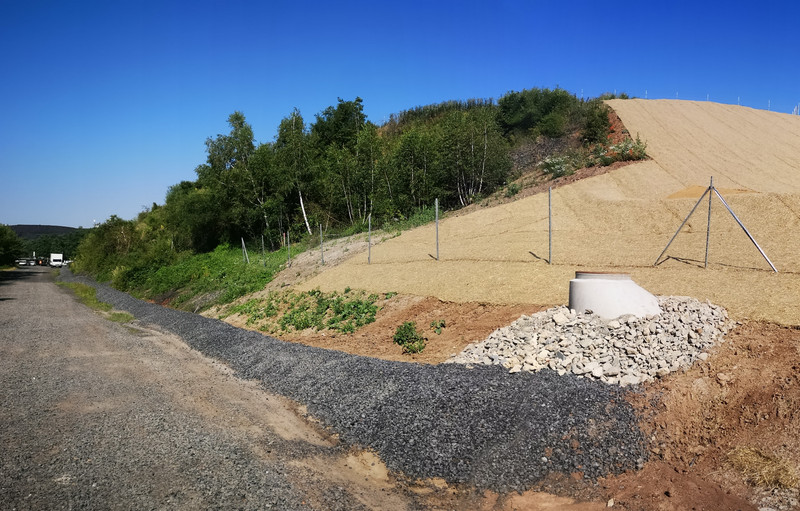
[10,224,77,240]
[296,99,800,325]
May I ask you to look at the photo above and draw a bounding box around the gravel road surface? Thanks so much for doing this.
[54,269,648,491]
[1,268,434,510]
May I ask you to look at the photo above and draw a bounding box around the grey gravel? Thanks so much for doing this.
[1,268,311,510]
[59,269,648,492]
[447,297,732,386]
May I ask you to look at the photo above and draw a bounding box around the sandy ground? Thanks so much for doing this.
[297,100,800,326]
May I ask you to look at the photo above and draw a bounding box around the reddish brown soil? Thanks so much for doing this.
[598,321,800,511]
[231,294,544,365]
[220,293,800,510]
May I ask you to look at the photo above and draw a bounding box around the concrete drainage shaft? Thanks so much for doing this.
[568,272,660,319]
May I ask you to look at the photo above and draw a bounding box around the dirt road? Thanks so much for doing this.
[0,268,419,509]
[2,268,619,510]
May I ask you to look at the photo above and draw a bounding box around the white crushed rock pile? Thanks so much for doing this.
[446,297,732,386]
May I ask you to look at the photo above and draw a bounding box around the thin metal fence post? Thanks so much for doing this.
[705,177,713,268]
[320,224,324,265]
[287,231,291,267]
[548,187,552,265]
[241,237,250,264]
[435,198,439,261]
[654,185,712,265]
[261,235,265,267]
[368,214,372,265]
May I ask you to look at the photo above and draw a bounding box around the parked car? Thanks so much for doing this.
[17,259,27,267]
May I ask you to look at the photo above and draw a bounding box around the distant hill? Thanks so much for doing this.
[10,225,79,240]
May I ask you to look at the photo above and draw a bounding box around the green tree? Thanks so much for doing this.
[195,111,257,243]
[164,181,222,252]
[0,224,24,265]
[439,107,510,207]
[275,108,313,235]
[311,98,369,226]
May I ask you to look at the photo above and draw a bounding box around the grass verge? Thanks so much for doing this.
[57,282,133,323]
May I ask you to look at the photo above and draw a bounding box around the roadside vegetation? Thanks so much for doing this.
[69,87,645,311]
[57,281,133,322]
[393,321,427,354]
[219,288,392,335]
[0,224,24,267]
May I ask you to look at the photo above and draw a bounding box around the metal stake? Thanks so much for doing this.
[548,187,552,265]
[712,188,778,272]
[319,224,324,265]
[435,198,439,261]
[705,177,713,268]
[654,185,712,265]
[368,214,372,265]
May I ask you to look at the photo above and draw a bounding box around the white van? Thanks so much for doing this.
[49,253,63,267]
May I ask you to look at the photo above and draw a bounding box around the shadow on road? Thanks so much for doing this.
[0,268,48,294]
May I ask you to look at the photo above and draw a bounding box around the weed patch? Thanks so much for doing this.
[394,321,427,354]
[58,282,112,312]
[58,282,132,322]
[222,288,386,335]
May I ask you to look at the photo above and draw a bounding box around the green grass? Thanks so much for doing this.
[125,244,301,310]
[57,281,133,323]
[58,282,112,312]
[108,311,135,323]
[380,205,437,234]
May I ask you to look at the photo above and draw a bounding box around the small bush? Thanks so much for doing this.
[539,155,576,178]
[505,183,521,198]
[393,321,426,354]
[589,135,647,167]
[430,319,446,335]
[225,288,380,334]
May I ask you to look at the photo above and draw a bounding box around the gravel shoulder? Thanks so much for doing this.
[0,268,442,510]
[54,268,648,494]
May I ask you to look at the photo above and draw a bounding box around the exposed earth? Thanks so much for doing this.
[205,100,800,509]
[211,242,800,510]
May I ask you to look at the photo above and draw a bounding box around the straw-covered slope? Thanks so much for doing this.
[300,100,800,325]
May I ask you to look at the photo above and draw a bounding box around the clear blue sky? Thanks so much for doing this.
[1,0,798,227]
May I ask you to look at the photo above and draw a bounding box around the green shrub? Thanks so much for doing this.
[539,155,576,178]
[581,100,611,145]
[430,319,446,335]
[393,321,426,353]
[505,183,521,198]
[589,135,648,167]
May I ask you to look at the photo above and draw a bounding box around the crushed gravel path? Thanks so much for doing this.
[59,269,648,492]
[1,268,313,510]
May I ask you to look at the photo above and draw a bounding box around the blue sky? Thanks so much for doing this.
[1,0,798,227]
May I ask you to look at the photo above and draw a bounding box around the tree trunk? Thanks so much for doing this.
[298,189,312,235]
